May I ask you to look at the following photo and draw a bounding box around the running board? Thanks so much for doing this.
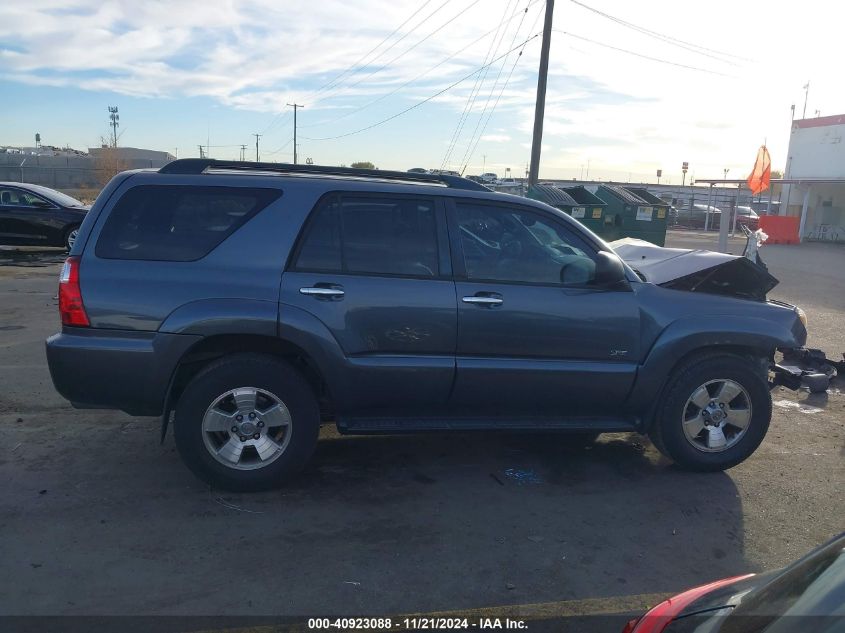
[337,416,640,434]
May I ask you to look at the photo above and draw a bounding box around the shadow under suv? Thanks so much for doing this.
[46,159,807,491]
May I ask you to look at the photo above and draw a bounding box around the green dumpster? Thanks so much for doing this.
[623,187,670,246]
[592,185,667,246]
[560,185,607,234]
[526,184,607,235]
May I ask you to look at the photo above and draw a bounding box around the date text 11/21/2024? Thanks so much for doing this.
[307,618,528,630]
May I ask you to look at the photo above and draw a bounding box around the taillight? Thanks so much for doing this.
[623,574,755,633]
[59,256,90,327]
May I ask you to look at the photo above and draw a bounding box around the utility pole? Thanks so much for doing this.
[527,0,555,187]
[108,106,119,147]
[240,144,247,161]
[253,133,262,162]
[198,145,205,159]
[287,103,304,164]
[802,81,810,119]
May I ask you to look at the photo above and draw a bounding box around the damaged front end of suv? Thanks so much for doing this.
[611,230,833,393]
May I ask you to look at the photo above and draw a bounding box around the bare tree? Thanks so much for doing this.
[93,140,130,189]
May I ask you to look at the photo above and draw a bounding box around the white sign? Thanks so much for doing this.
[636,206,653,221]
[571,206,586,218]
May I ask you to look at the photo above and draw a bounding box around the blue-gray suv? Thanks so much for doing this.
[46,160,808,491]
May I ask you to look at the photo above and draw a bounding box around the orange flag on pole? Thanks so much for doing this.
[746,145,772,195]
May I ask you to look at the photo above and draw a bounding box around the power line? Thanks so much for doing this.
[302,32,541,142]
[293,0,451,118]
[264,138,294,156]
[554,30,732,76]
[313,0,482,111]
[569,0,750,64]
[260,0,437,136]
[305,0,440,106]
[307,0,436,100]
[300,0,544,131]
[441,0,518,171]
[456,0,538,172]
[460,3,542,173]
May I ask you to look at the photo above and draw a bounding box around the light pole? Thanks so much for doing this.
[802,81,810,119]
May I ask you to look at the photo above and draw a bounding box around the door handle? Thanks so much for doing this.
[300,287,345,299]
[462,295,503,306]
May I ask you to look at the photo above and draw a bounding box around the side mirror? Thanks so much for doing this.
[593,251,626,286]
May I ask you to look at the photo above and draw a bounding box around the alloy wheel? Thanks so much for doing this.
[681,379,752,452]
[201,387,292,470]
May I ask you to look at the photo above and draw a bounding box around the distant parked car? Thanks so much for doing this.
[497,178,519,186]
[673,203,722,230]
[480,172,498,183]
[0,182,89,250]
[734,205,759,230]
[407,167,428,174]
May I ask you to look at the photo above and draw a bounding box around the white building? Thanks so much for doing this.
[782,114,845,242]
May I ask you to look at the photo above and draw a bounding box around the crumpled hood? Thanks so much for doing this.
[611,238,779,301]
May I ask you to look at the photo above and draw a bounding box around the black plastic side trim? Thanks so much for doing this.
[337,416,639,434]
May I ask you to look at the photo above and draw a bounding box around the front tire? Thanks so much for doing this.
[173,353,319,491]
[649,354,772,471]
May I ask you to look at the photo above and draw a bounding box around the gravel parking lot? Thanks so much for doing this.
[0,232,842,623]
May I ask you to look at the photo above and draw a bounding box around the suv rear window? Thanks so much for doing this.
[96,185,282,261]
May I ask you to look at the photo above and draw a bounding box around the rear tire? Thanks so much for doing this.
[649,353,771,471]
[173,353,319,491]
[64,226,79,252]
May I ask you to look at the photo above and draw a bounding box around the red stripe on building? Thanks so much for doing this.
[793,114,845,129]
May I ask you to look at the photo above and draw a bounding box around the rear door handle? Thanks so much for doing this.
[462,295,503,306]
[300,287,345,299]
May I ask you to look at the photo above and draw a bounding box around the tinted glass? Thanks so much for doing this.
[294,197,342,272]
[96,185,281,261]
[295,195,438,277]
[0,188,49,207]
[455,202,596,285]
[23,184,84,207]
[0,188,22,206]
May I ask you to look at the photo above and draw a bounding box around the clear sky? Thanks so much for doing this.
[1,0,842,182]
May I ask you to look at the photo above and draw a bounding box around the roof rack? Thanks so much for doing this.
[159,159,491,192]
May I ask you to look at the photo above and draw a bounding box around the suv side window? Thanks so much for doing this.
[455,201,597,285]
[96,185,282,261]
[294,195,439,278]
